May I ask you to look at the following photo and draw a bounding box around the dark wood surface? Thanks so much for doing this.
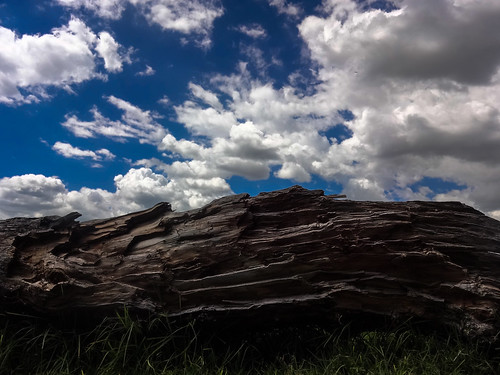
[1,186,500,339]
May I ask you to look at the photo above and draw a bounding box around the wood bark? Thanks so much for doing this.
[1,186,500,339]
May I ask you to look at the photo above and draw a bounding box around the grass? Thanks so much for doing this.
[0,309,498,374]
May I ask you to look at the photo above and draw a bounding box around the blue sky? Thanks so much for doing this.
[1,0,500,221]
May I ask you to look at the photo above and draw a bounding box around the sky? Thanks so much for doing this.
[1,0,500,221]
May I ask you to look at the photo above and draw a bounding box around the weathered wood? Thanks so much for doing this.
[1,186,500,339]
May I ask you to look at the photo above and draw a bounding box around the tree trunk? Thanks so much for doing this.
[1,186,500,339]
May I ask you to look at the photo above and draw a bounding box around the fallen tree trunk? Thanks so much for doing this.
[1,186,500,339]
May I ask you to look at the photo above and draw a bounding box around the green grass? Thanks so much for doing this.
[0,309,498,375]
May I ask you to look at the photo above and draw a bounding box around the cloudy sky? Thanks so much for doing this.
[1,0,500,221]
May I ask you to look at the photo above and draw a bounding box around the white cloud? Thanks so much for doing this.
[0,168,232,220]
[188,82,223,109]
[57,0,224,48]
[238,44,283,76]
[95,31,126,72]
[136,65,156,76]
[296,0,500,214]
[159,122,279,181]
[157,95,170,106]
[159,103,323,182]
[343,177,387,201]
[0,17,130,104]
[160,134,204,159]
[113,167,231,210]
[147,0,500,220]
[275,162,311,182]
[138,59,336,185]
[174,100,237,138]
[8,0,500,222]
[237,24,267,39]
[55,0,127,19]
[95,148,115,160]
[52,141,115,161]
[63,0,223,48]
[240,45,271,77]
[62,95,167,144]
[488,210,500,221]
[0,174,70,218]
[268,0,302,18]
[301,0,500,85]
[142,0,223,32]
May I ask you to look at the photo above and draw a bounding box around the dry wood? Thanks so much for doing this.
[1,186,500,339]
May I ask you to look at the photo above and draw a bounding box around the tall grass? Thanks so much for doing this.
[0,309,498,374]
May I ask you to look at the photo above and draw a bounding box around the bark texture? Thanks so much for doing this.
[1,186,500,339]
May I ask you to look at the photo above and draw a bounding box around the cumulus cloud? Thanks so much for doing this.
[136,59,331,187]
[0,174,69,218]
[137,0,223,38]
[0,168,232,220]
[52,141,115,161]
[301,0,500,85]
[114,167,231,210]
[174,100,237,138]
[275,162,311,182]
[158,121,281,181]
[57,0,224,48]
[148,0,500,220]
[95,31,128,72]
[188,82,223,110]
[62,95,167,144]
[0,17,130,104]
[296,0,500,215]
[160,82,331,182]
[7,0,500,222]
